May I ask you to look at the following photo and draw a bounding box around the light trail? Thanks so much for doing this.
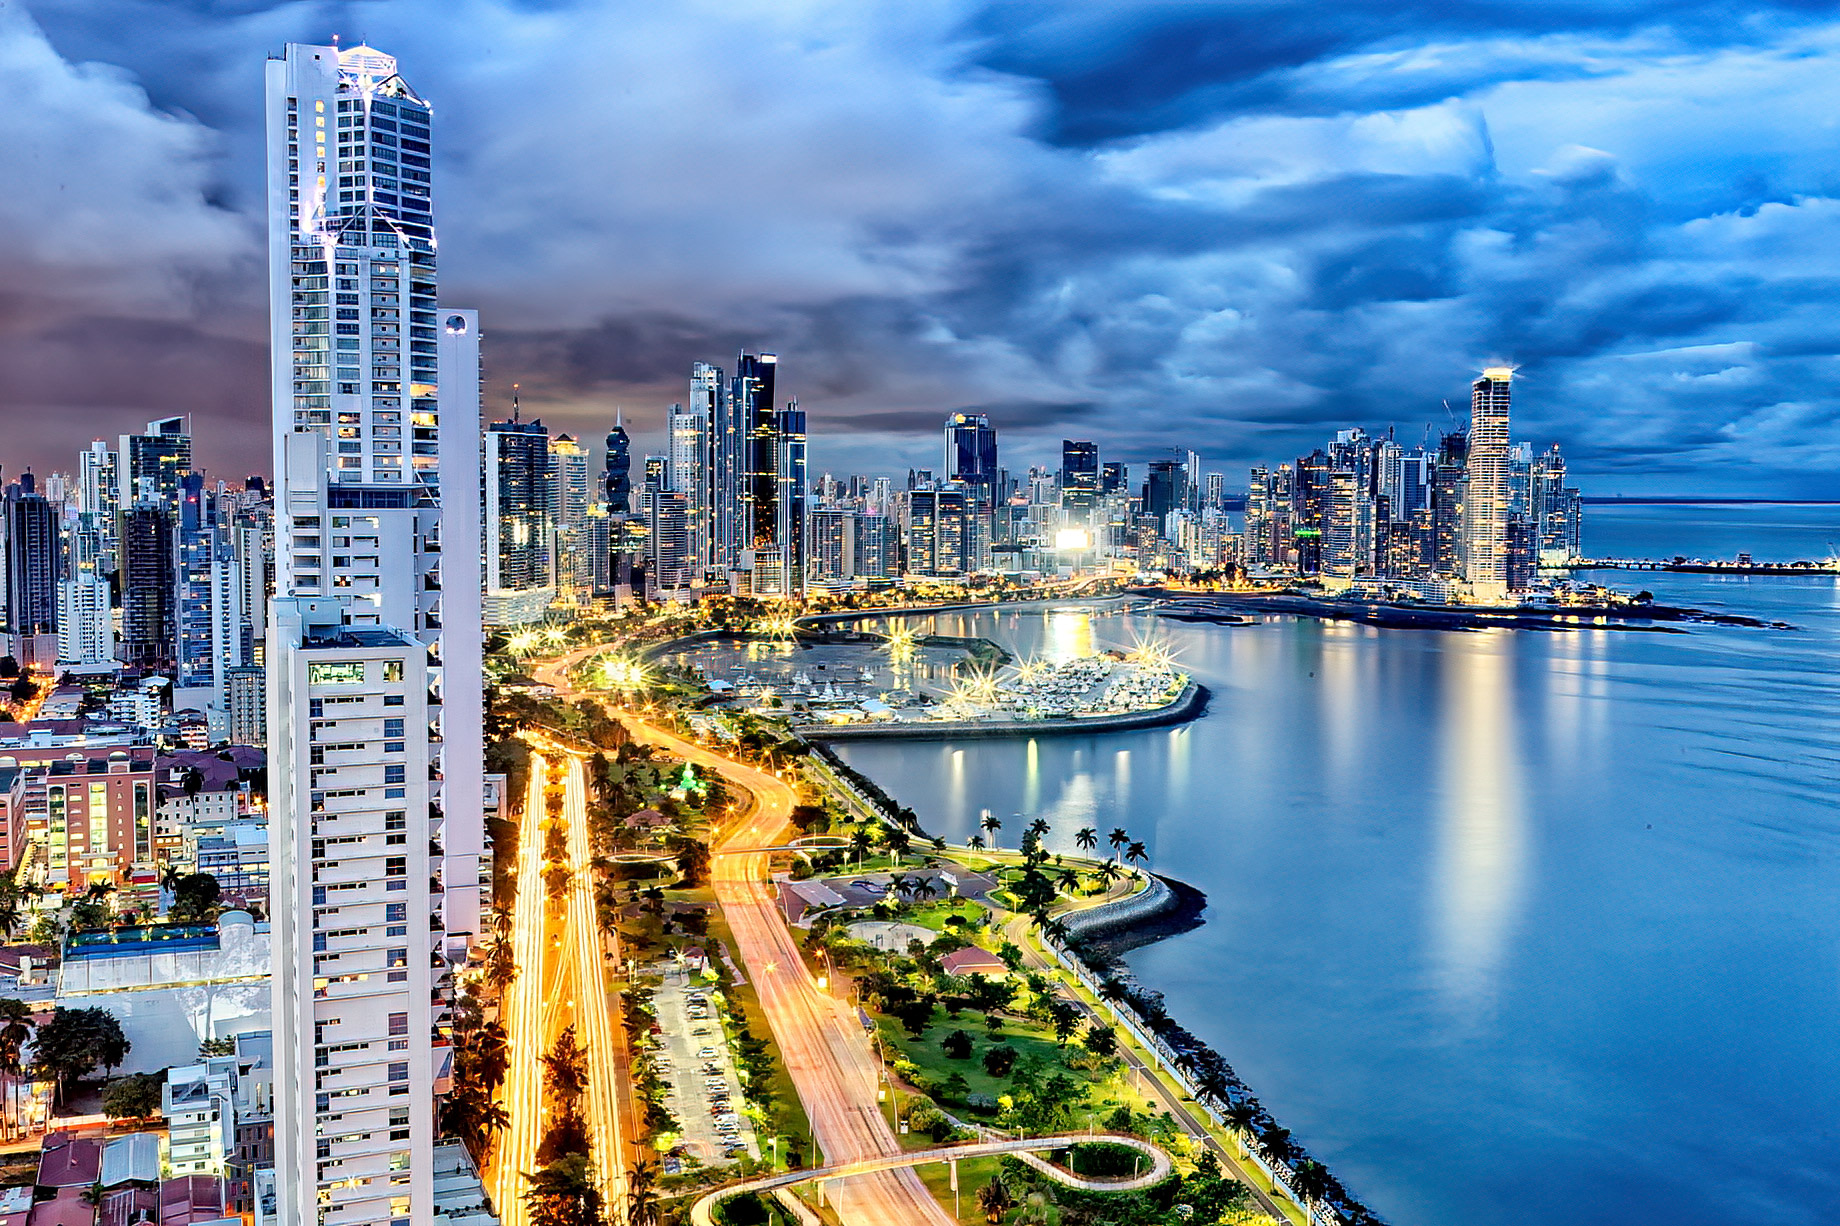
[561,752,627,1217]
[491,753,554,1226]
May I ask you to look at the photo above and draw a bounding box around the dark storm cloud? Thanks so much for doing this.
[8,0,1840,491]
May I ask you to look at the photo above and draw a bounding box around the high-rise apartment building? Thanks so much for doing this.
[120,499,177,668]
[549,434,591,530]
[264,42,484,1226]
[1060,441,1100,512]
[1464,368,1513,600]
[3,476,59,639]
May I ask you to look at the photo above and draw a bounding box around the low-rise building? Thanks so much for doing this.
[165,1056,236,1176]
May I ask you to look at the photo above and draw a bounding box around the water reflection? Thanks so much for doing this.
[1430,636,1527,1016]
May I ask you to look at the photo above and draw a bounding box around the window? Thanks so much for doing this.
[388,1012,408,1035]
[383,660,404,682]
[308,662,364,686]
[383,718,404,737]
[386,903,406,922]
[385,857,405,877]
[384,765,405,785]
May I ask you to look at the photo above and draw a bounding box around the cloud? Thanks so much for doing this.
[7,0,1840,493]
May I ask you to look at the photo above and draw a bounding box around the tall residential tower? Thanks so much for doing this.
[264,42,484,1226]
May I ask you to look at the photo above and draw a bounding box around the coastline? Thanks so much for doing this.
[1140,590,1795,632]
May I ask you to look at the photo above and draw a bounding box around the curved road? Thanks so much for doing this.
[611,711,957,1226]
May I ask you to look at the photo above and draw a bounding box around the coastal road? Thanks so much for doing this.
[999,910,1295,1224]
[608,711,958,1226]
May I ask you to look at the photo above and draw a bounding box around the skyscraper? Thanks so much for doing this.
[265,42,484,1226]
[1464,367,1514,600]
[3,475,59,640]
[119,498,176,668]
[735,351,778,556]
[483,418,555,625]
[943,413,999,514]
[550,434,591,530]
[666,401,710,580]
[118,417,191,514]
[693,361,737,575]
[1059,441,1099,511]
[603,416,632,514]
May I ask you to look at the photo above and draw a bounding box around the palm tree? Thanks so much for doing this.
[1074,826,1098,854]
[1056,867,1080,894]
[912,876,940,902]
[626,1154,661,1226]
[1026,817,1050,842]
[975,1175,1014,1224]
[1094,860,1122,889]
[0,895,18,943]
[1261,1124,1295,1165]
[849,827,874,867]
[1107,827,1129,861]
[888,873,913,902]
[966,834,986,852]
[885,827,912,864]
[1125,840,1148,871]
[0,999,32,1136]
[1223,1100,1260,1155]
[980,813,1002,849]
[1292,1158,1332,1212]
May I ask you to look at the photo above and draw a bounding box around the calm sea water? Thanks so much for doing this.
[833,504,1840,1226]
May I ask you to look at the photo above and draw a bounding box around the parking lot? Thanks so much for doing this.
[650,962,760,1169]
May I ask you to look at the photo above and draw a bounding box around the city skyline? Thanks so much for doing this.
[9,2,1840,494]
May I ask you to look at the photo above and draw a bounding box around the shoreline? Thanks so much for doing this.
[1140,590,1795,633]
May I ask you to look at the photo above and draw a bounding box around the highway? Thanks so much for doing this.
[560,750,628,1215]
[490,756,552,1225]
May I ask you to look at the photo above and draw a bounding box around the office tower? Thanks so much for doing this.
[1463,367,1513,599]
[119,498,176,668]
[1100,461,1125,495]
[773,398,807,595]
[265,42,485,1226]
[1431,432,1469,580]
[57,575,114,666]
[119,417,192,513]
[1292,449,1329,574]
[734,351,780,568]
[1142,459,1183,524]
[666,402,710,579]
[943,413,999,514]
[603,416,632,514]
[549,434,591,530]
[693,361,737,573]
[642,455,666,493]
[1060,441,1099,511]
[483,418,555,625]
[1205,472,1224,511]
[3,476,59,639]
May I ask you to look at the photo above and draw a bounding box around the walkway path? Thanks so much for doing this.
[688,1132,1173,1226]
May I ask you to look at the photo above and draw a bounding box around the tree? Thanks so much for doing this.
[1125,841,1148,870]
[1107,827,1129,861]
[941,1029,974,1059]
[1074,826,1098,854]
[170,873,221,922]
[966,834,986,852]
[980,814,1002,848]
[0,999,34,1130]
[524,1153,604,1226]
[31,1007,130,1104]
[7,677,31,705]
[976,1175,1015,1224]
[1260,1124,1294,1165]
[1292,1157,1333,1210]
[101,1073,163,1122]
[1082,1023,1118,1059]
[673,839,711,888]
[981,1044,1017,1077]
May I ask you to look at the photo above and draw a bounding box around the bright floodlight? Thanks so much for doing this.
[883,626,919,657]
[507,629,540,656]
[1055,528,1091,551]
[601,656,648,694]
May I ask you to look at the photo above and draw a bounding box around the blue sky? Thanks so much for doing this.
[6,0,1840,494]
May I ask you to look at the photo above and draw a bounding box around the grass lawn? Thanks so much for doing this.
[913,1154,1007,1225]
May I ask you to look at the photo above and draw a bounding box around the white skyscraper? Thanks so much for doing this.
[1464,367,1513,601]
[265,42,484,1226]
[666,401,710,577]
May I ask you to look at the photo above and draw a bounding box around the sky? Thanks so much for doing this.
[7,0,1840,496]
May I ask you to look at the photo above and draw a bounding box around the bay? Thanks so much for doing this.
[830,503,1840,1226]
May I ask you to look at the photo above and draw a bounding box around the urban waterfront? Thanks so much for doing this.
[834,504,1840,1226]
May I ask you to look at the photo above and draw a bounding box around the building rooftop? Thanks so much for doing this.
[100,1131,161,1188]
[36,1131,102,1189]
